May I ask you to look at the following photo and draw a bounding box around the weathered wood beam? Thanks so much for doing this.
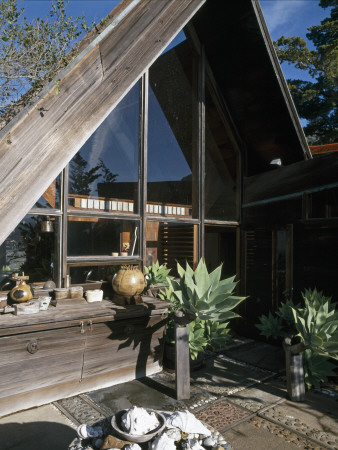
[243,153,338,207]
[0,0,206,245]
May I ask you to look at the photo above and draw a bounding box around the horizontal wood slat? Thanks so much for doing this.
[244,153,338,206]
[0,326,85,367]
[0,298,170,335]
[0,352,84,399]
[0,0,205,245]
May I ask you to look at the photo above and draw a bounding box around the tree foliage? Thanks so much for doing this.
[0,0,90,129]
[69,154,118,196]
[274,0,337,144]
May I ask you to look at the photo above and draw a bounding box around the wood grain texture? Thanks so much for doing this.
[0,361,161,417]
[175,324,190,400]
[83,316,166,379]
[0,298,170,335]
[0,304,168,415]
[0,0,205,246]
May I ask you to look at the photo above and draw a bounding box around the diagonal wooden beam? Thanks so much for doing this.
[0,0,206,245]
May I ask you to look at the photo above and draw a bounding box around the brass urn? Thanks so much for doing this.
[112,265,145,297]
[10,280,33,303]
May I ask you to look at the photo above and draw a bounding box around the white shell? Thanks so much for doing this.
[150,433,176,450]
[76,424,103,439]
[124,445,142,450]
[203,437,216,447]
[187,439,205,450]
[166,410,211,436]
[77,424,89,439]
[165,428,181,441]
[121,406,160,435]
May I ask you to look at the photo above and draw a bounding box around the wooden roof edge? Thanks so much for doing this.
[0,0,206,246]
[243,152,338,206]
[310,143,338,154]
[0,0,141,141]
[252,0,312,161]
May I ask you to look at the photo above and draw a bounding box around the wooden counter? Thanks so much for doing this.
[0,297,170,416]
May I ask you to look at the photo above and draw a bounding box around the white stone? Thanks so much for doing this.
[166,410,211,436]
[151,433,176,450]
[124,445,142,450]
[121,407,160,435]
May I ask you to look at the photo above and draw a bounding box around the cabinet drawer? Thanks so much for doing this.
[83,315,167,378]
[0,326,85,398]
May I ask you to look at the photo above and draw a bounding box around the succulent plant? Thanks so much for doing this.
[164,259,246,359]
[144,261,173,288]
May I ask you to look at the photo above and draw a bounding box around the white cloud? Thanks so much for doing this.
[260,0,309,36]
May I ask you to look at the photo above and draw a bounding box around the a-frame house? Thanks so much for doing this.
[0,0,337,415]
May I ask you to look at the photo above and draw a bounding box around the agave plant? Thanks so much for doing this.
[291,292,338,360]
[255,312,283,340]
[256,288,338,389]
[164,259,246,359]
[168,259,246,323]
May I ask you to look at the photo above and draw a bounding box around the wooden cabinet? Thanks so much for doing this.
[0,298,169,416]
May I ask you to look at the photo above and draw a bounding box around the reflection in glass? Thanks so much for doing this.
[68,82,140,212]
[34,177,61,209]
[146,221,197,274]
[205,82,238,220]
[148,32,197,218]
[69,264,121,285]
[67,217,139,257]
[204,226,236,278]
[0,215,58,287]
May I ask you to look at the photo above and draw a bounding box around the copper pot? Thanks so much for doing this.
[10,280,33,303]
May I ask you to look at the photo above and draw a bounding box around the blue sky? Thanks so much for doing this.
[260,0,329,82]
[20,0,328,84]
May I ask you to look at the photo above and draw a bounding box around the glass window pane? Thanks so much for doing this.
[329,187,338,217]
[204,226,236,278]
[68,82,140,213]
[67,217,139,257]
[68,264,121,285]
[148,32,197,218]
[310,191,327,218]
[34,177,61,209]
[146,221,197,274]
[0,215,59,288]
[205,82,238,221]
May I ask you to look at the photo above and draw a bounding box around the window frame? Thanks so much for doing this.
[17,25,243,288]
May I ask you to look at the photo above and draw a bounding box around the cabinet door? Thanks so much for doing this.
[82,315,167,382]
[0,326,86,399]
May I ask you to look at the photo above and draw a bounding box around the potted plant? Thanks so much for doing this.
[256,288,338,400]
[144,261,173,297]
[159,259,246,369]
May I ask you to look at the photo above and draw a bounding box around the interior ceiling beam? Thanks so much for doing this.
[0,0,206,245]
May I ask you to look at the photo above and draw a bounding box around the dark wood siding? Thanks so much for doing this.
[293,224,338,301]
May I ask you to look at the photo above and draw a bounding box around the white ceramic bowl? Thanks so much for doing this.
[85,289,103,303]
[111,409,165,443]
